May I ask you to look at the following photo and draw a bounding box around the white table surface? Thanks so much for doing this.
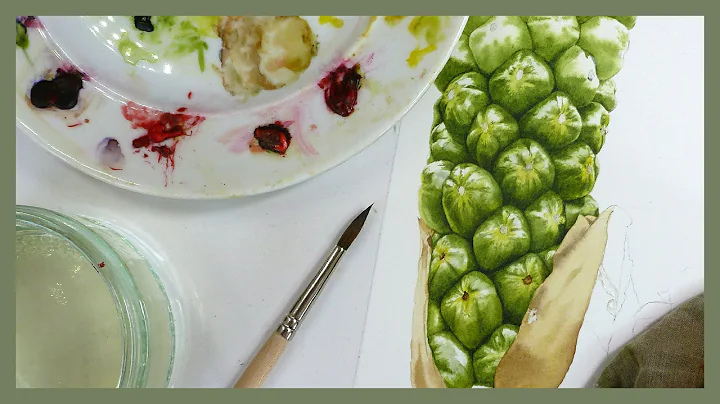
[16,122,401,388]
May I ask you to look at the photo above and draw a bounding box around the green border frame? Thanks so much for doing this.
[7,1,711,400]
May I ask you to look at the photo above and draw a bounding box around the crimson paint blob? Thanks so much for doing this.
[253,122,292,155]
[318,63,363,117]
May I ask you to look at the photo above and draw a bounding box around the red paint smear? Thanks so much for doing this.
[84,118,90,123]
[318,63,363,117]
[151,145,174,159]
[187,92,193,99]
[121,101,205,185]
[98,262,105,268]
[177,107,187,113]
[67,122,83,128]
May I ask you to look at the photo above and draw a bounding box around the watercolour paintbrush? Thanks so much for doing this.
[233,204,374,388]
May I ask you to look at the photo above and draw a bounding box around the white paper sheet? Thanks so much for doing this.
[354,16,704,388]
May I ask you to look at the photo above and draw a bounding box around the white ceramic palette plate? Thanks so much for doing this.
[16,16,466,199]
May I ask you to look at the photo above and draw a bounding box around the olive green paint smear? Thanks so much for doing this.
[16,20,32,63]
[319,16,344,28]
[384,16,406,26]
[407,17,445,68]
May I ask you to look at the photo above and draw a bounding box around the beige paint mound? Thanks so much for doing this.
[217,16,318,99]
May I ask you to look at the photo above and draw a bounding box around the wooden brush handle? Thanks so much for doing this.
[234,332,288,388]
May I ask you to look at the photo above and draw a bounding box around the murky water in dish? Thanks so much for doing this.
[15,232,123,388]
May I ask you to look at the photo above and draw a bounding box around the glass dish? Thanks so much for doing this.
[16,205,175,388]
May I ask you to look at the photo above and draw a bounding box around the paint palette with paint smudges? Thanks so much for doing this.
[16,16,466,199]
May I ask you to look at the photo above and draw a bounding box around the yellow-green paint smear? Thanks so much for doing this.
[407,16,444,68]
[319,16,344,28]
[384,16,406,26]
[141,16,219,72]
[407,44,437,68]
[117,32,159,66]
[362,16,378,37]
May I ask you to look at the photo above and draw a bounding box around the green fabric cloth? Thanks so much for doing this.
[595,293,704,388]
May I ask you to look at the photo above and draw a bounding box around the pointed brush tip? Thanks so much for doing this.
[337,204,374,250]
[357,204,373,223]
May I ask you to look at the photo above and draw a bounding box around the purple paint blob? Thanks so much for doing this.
[96,138,125,170]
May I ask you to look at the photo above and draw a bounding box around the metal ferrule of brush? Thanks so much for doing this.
[277,245,346,341]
